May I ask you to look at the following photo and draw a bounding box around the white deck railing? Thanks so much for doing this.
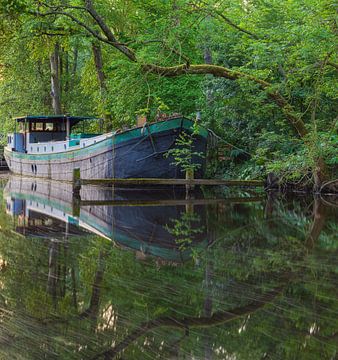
[6,133,112,154]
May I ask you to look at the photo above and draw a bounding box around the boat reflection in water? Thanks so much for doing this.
[2,176,336,360]
[4,175,210,262]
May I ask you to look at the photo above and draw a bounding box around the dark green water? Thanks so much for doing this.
[0,175,337,359]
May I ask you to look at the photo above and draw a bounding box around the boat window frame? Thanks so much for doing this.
[45,123,54,131]
[28,121,66,133]
[31,122,44,131]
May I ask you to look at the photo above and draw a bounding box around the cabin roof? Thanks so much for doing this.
[15,115,100,123]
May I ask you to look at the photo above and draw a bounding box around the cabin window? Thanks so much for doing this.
[51,146,54,151]
[31,164,34,173]
[32,122,44,131]
[37,147,39,152]
[64,144,67,150]
[44,146,47,152]
[54,122,66,132]
[45,123,54,131]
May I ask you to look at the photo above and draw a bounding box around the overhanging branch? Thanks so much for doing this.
[31,6,137,62]
[31,10,113,45]
[83,0,136,62]
[141,63,307,137]
[327,61,338,70]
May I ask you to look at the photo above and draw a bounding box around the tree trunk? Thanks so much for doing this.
[172,1,180,26]
[71,46,78,91]
[47,239,59,308]
[305,197,326,249]
[64,50,69,94]
[92,42,106,93]
[80,250,106,323]
[204,45,212,65]
[203,33,215,131]
[92,42,112,130]
[50,42,62,114]
[203,261,213,359]
[313,157,328,192]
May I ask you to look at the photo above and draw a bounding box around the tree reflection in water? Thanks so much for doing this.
[0,184,336,360]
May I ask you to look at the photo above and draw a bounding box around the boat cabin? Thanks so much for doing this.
[7,115,105,154]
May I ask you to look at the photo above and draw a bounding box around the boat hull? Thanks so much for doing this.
[4,175,208,261]
[4,118,208,181]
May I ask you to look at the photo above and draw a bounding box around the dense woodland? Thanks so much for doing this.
[0,0,337,189]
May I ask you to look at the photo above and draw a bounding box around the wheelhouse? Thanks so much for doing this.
[7,115,104,154]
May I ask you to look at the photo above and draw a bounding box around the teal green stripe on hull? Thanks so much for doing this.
[8,191,72,214]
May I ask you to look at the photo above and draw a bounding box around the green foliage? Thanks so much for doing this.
[0,0,27,15]
[165,129,205,173]
[257,127,338,181]
[165,211,204,251]
[0,0,336,180]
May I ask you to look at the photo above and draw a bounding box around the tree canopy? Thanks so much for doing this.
[0,0,337,185]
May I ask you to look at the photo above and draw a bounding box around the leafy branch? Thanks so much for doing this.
[165,130,205,173]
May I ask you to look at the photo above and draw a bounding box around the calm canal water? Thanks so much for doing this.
[0,175,337,360]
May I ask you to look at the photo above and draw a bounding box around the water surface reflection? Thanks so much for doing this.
[0,176,336,359]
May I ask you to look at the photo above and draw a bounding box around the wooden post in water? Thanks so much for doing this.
[72,168,81,217]
[73,168,81,194]
[185,169,194,213]
[185,194,194,216]
[185,168,195,195]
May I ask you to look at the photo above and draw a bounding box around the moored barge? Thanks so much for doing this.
[4,115,208,181]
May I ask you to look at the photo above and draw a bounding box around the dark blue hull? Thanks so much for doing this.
[112,129,207,179]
